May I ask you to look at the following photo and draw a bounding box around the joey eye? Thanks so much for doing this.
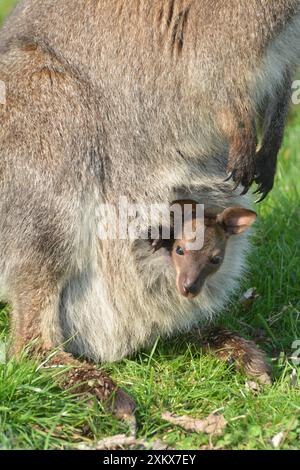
[176,246,185,256]
[210,255,222,265]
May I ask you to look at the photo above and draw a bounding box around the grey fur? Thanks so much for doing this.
[0,1,299,361]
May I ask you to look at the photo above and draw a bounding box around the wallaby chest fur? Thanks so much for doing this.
[0,1,299,362]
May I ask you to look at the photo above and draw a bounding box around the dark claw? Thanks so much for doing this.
[233,180,240,191]
[225,163,256,194]
[224,172,234,183]
[254,167,274,202]
[240,185,251,196]
[253,178,272,202]
[255,191,268,204]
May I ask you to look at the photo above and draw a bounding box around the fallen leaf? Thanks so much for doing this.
[162,412,227,436]
[245,380,262,394]
[271,431,285,449]
[199,444,225,450]
[78,435,170,451]
[239,287,259,309]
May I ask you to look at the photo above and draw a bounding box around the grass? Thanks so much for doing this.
[0,0,16,23]
[0,0,300,450]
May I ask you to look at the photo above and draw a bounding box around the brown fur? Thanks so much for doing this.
[150,201,270,380]
[190,327,272,384]
[0,0,299,413]
[151,200,257,297]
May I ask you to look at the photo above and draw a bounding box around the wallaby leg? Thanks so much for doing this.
[43,351,136,419]
[189,327,271,384]
[8,268,63,357]
[8,268,135,419]
[255,70,292,201]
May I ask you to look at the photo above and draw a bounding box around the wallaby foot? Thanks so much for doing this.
[37,350,136,419]
[190,327,272,385]
[62,366,136,419]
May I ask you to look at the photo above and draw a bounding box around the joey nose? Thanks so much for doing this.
[183,280,201,298]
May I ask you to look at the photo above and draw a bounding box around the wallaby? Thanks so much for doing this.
[0,0,299,415]
[149,199,257,298]
[150,201,270,383]
[151,201,257,298]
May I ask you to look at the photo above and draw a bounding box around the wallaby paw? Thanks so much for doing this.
[64,367,136,419]
[226,156,256,195]
[254,150,276,202]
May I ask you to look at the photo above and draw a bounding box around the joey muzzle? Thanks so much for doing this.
[177,271,206,298]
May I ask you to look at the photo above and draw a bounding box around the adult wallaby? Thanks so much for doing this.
[0,1,299,416]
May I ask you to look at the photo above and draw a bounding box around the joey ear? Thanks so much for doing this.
[217,207,257,235]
